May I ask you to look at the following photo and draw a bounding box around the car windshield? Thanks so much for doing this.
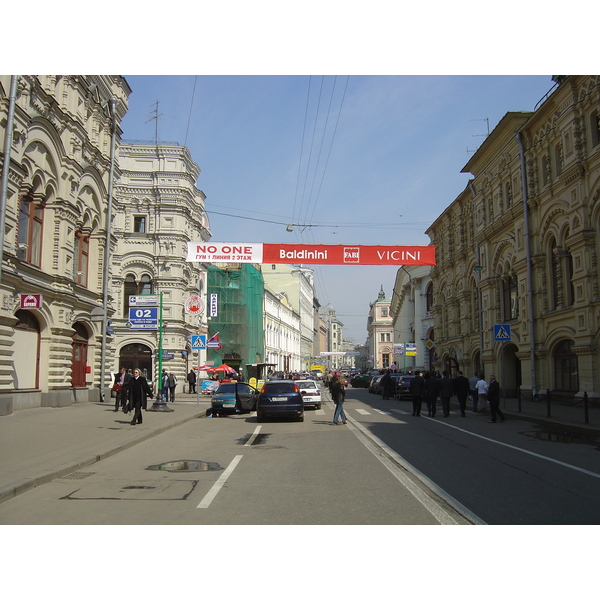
[297,381,316,390]
[264,383,296,394]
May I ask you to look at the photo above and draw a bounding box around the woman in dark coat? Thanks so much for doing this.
[127,368,153,425]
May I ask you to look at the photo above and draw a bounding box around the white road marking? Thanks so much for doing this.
[197,455,243,509]
[374,409,391,415]
[244,426,262,446]
[390,408,411,415]
[314,409,325,415]
[356,409,371,415]
[429,419,600,480]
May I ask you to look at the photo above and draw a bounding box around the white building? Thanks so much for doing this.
[111,140,211,390]
[389,265,434,373]
[263,287,301,373]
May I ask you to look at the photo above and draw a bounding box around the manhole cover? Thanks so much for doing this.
[146,460,222,472]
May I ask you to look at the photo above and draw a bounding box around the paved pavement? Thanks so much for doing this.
[0,394,210,504]
[1,390,598,505]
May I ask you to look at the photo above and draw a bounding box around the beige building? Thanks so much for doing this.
[0,76,130,414]
[426,75,600,401]
[110,141,211,391]
[367,286,393,370]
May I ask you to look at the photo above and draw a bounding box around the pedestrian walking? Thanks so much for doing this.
[168,372,177,402]
[380,370,394,400]
[424,371,440,417]
[487,375,505,423]
[331,375,347,425]
[187,369,196,394]
[128,368,153,425]
[409,370,426,416]
[160,369,169,402]
[439,370,453,417]
[476,374,489,412]
[113,366,132,412]
[453,370,470,417]
[469,373,479,412]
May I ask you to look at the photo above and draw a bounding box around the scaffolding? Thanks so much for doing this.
[207,263,264,375]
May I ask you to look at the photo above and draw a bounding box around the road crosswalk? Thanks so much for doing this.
[312,405,413,417]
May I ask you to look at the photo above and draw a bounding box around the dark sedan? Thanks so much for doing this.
[256,380,304,422]
[350,374,372,388]
[395,375,416,399]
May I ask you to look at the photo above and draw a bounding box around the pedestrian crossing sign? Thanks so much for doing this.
[494,324,511,341]
[191,335,206,349]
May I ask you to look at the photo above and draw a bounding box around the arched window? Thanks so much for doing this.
[553,340,578,392]
[71,323,89,388]
[17,190,44,267]
[425,283,434,313]
[74,230,90,286]
[503,273,518,321]
[123,274,153,316]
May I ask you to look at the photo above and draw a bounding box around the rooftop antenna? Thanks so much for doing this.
[145,100,166,144]
[467,117,490,154]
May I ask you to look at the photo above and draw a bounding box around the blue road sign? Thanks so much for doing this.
[191,335,206,350]
[494,324,511,342]
[128,307,158,329]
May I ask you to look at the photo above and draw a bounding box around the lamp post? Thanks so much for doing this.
[148,292,173,412]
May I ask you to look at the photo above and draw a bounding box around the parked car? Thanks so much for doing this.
[256,380,304,422]
[395,375,416,399]
[296,379,322,409]
[368,375,383,394]
[211,381,258,417]
[350,374,371,388]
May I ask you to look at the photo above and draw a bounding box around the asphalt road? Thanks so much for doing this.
[2,385,598,525]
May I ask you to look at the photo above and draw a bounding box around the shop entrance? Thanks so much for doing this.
[119,343,153,384]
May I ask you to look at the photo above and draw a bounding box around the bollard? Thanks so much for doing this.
[546,389,551,417]
[584,391,589,425]
[518,387,522,413]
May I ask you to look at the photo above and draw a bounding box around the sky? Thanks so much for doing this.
[119,74,556,343]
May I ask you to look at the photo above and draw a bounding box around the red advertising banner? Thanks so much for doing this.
[262,244,436,266]
[186,242,436,265]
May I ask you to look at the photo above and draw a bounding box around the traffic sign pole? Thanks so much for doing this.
[148,292,173,412]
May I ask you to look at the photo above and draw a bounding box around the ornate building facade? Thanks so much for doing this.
[112,141,211,390]
[0,76,130,413]
[426,75,600,401]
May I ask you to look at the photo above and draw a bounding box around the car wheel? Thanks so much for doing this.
[256,416,263,423]
[298,415,304,422]
[316,404,321,410]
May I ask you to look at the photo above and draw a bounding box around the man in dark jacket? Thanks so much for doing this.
[487,375,505,423]
[439,371,453,417]
[424,372,440,418]
[380,370,394,400]
[113,367,133,413]
[128,368,153,425]
[452,370,470,417]
[409,371,426,416]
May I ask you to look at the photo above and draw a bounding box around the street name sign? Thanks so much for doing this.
[128,307,158,329]
[129,295,159,306]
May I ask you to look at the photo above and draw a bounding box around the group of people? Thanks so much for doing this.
[408,370,505,423]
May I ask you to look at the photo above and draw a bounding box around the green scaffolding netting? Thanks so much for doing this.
[206,263,264,374]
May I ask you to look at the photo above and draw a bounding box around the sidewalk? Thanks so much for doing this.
[0,395,210,504]
[1,391,598,506]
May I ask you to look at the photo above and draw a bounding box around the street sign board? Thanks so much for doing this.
[184,295,204,315]
[494,324,511,341]
[20,294,42,309]
[129,295,159,306]
[209,293,218,317]
[162,353,175,360]
[191,335,206,350]
[405,344,417,356]
[128,307,158,329]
